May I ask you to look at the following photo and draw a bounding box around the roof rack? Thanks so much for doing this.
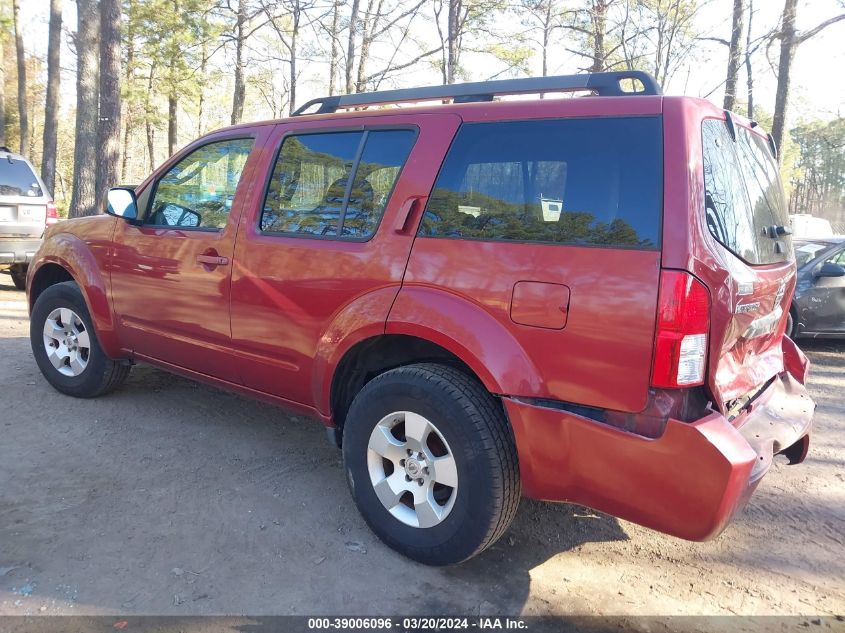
[293,71,662,116]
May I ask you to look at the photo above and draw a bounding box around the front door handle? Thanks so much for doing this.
[196,253,229,267]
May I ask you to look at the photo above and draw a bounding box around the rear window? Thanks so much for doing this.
[0,158,42,197]
[419,117,662,248]
[702,120,792,265]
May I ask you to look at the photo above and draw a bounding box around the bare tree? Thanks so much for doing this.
[11,0,29,157]
[745,0,754,118]
[346,0,362,92]
[518,0,570,77]
[723,0,743,111]
[70,0,100,218]
[41,0,63,195]
[327,0,341,95]
[264,0,313,114]
[770,0,845,158]
[231,0,248,123]
[97,0,122,202]
[0,36,5,147]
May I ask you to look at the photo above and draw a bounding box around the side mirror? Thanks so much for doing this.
[816,262,845,278]
[106,187,139,222]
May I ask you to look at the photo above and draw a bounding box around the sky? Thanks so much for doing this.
[16,0,845,129]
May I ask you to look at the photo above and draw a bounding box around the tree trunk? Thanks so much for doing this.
[231,0,246,125]
[168,90,177,157]
[145,62,156,172]
[723,0,744,111]
[771,0,797,159]
[0,39,5,147]
[97,0,122,203]
[346,0,361,93]
[328,0,340,96]
[289,29,297,115]
[121,0,135,182]
[41,0,63,196]
[542,1,551,77]
[745,0,754,119]
[12,0,29,158]
[447,0,459,83]
[591,0,608,73]
[69,0,100,218]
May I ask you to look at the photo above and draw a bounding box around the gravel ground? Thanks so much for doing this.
[1,274,843,619]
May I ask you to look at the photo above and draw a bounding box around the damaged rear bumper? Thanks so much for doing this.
[505,371,814,541]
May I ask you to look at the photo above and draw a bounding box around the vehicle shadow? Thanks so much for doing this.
[0,346,628,616]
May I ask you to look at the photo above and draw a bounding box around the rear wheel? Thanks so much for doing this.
[30,281,130,397]
[9,264,26,290]
[342,363,520,565]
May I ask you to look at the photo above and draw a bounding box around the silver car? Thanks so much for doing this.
[0,147,56,289]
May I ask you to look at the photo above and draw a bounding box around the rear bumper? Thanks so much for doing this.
[0,237,41,266]
[505,371,814,541]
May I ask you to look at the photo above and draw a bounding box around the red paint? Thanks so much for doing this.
[28,93,814,543]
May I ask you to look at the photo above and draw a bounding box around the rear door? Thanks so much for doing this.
[0,156,49,237]
[394,108,665,413]
[701,118,796,407]
[229,113,461,407]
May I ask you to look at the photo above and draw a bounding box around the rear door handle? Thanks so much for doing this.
[395,196,424,233]
[196,254,229,266]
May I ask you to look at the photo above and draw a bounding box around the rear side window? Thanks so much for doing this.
[261,129,416,239]
[419,117,662,248]
[702,120,792,265]
[0,159,42,197]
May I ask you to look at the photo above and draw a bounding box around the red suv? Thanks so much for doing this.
[27,72,814,565]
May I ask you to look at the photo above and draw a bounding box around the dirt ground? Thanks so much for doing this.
[1,274,843,619]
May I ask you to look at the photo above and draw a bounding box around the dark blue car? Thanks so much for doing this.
[790,237,845,338]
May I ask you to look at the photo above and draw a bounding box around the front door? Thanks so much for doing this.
[229,113,461,409]
[110,131,269,381]
[806,246,845,333]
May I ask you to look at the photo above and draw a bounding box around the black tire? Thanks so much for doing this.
[30,281,130,398]
[10,264,26,290]
[786,309,797,338]
[342,363,520,565]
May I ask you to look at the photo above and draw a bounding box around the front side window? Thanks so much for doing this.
[147,138,254,229]
[702,120,792,265]
[419,117,663,248]
[261,129,416,239]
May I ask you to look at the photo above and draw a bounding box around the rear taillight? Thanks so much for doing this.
[652,270,710,388]
[46,202,59,227]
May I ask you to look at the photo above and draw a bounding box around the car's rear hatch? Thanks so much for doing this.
[699,116,796,414]
[0,156,48,238]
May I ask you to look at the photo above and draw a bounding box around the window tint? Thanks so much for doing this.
[702,120,792,265]
[0,159,42,197]
[419,117,662,248]
[261,129,415,239]
[342,130,416,238]
[148,138,253,229]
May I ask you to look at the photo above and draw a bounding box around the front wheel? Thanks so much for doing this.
[30,281,130,397]
[342,363,520,565]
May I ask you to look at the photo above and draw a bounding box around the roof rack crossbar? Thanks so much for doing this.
[293,71,661,116]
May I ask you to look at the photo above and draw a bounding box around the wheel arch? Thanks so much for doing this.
[28,234,122,358]
[328,334,488,439]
